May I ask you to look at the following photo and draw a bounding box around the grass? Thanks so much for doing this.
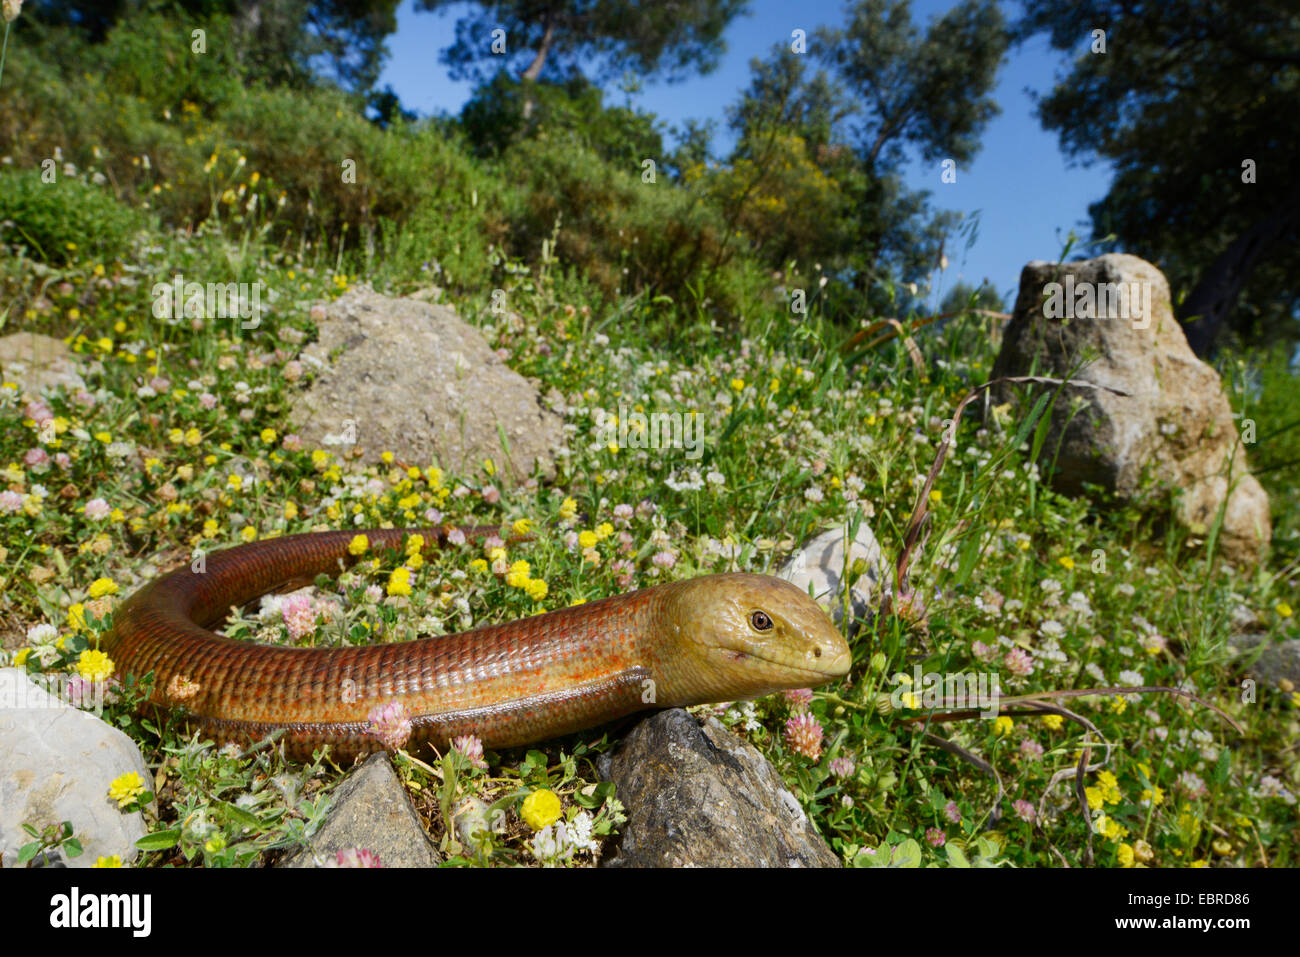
[0,148,1297,870]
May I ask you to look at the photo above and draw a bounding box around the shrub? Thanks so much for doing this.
[0,170,147,264]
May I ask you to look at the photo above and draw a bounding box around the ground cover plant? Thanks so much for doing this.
[0,0,1296,869]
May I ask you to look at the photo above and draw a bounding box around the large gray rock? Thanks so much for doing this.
[289,287,564,482]
[279,753,439,868]
[596,709,840,868]
[992,254,1270,565]
[777,522,884,635]
[0,668,149,867]
[0,332,85,396]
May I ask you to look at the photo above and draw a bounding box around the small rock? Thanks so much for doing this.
[278,753,439,868]
[1230,634,1300,691]
[0,668,150,868]
[288,286,564,483]
[992,254,1270,565]
[596,708,840,867]
[777,523,884,634]
[0,332,85,396]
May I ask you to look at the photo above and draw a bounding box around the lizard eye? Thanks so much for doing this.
[750,610,773,631]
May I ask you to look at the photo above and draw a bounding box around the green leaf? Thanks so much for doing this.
[63,838,84,858]
[573,781,614,809]
[135,828,181,851]
[1013,391,1052,451]
[893,838,922,868]
[945,843,970,868]
[17,841,41,865]
[216,800,262,831]
[1212,749,1231,784]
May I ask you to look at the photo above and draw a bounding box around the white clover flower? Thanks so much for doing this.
[568,811,600,854]
[531,822,576,864]
[27,623,58,645]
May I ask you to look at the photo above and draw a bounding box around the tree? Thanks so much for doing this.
[1016,0,1300,355]
[416,0,746,115]
[707,1,1007,317]
[938,280,1004,315]
[819,0,1008,176]
[33,0,400,91]
[458,71,664,166]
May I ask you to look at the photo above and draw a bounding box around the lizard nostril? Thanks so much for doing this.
[814,646,822,658]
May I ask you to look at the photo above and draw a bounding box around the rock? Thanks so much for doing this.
[1230,634,1300,691]
[596,709,840,867]
[777,522,884,634]
[0,668,150,868]
[278,753,439,868]
[991,254,1270,564]
[0,332,85,396]
[289,286,564,483]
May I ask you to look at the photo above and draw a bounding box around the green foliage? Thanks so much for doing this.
[460,72,665,168]
[938,280,1005,315]
[416,0,746,86]
[37,0,401,92]
[497,136,736,309]
[94,6,245,111]
[17,821,84,867]
[1017,0,1300,353]
[818,0,1009,172]
[711,1,1011,322]
[0,170,147,264]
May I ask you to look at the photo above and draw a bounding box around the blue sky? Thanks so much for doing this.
[378,0,1116,310]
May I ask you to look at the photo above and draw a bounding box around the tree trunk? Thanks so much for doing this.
[1180,185,1300,356]
[520,14,556,121]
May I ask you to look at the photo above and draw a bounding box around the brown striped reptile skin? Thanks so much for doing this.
[103,528,852,761]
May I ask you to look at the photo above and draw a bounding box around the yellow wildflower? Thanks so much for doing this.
[108,771,144,807]
[88,577,118,599]
[387,566,412,597]
[78,649,115,681]
[506,560,531,589]
[348,534,369,556]
[520,788,562,831]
